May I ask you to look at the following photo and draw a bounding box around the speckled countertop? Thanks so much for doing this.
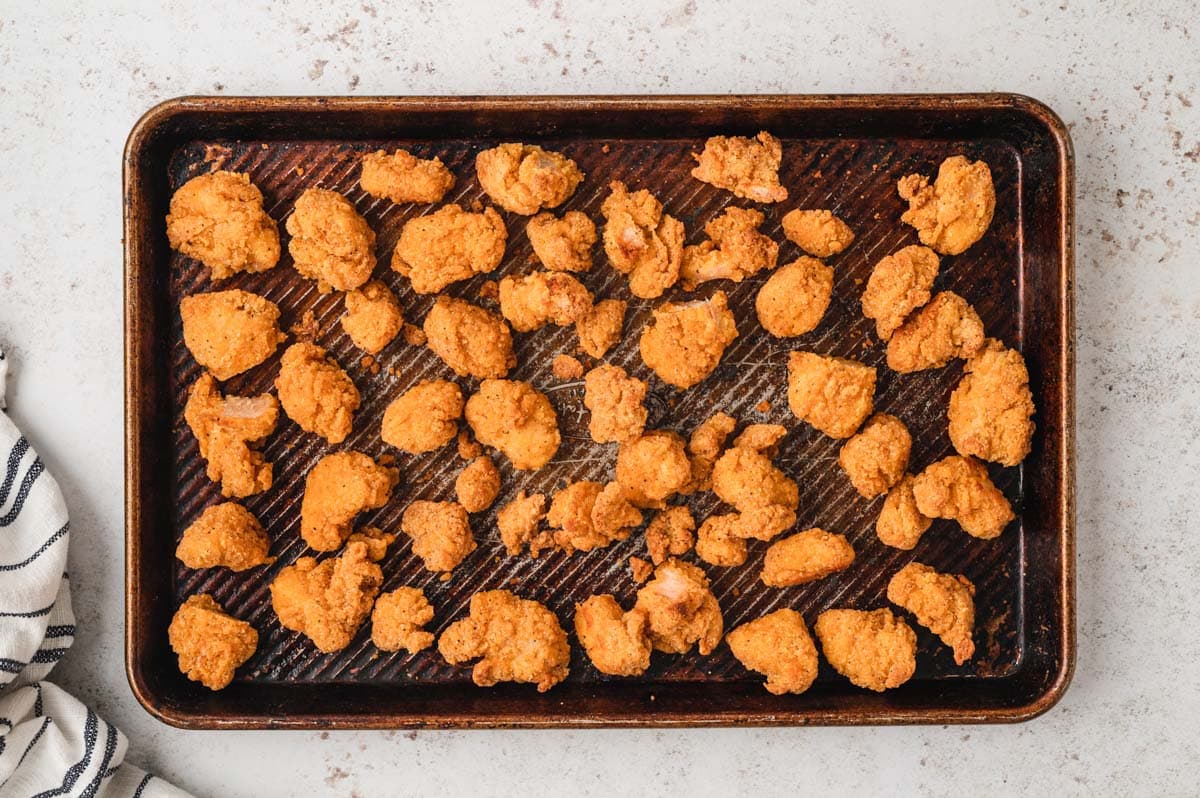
[1,1,1197,795]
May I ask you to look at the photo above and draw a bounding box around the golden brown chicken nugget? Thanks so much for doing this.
[545,481,636,553]
[786,351,876,439]
[527,210,596,272]
[575,298,627,359]
[731,423,788,455]
[601,181,684,299]
[590,481,644,538]
[475,143,584,215]
[392,204,507,294]
[498,270,593,332]
[755,256,833,338]
[496,490,550,556]
[270,539,385,653]
[887,562,976,665]
[639,292,738,389]
[422,296,516,379]
[781,209,854,258]
[691,131,788,203]
[814,608,917,692]
[176,502,272,571]
[616,430,692,508]
[168,594,258,691]
[184,373,278,498]
[166,170,280,280]
[949,339,1035,466]
[275,342,360,444]
[371,587,436,654]
[685,411,737,492]
[680,206,779,290]
[551,353,585,380]
[761,528,855,587]
[694,515,749,567]
[299,451,396,551]
[455,456,500,513]
[898,155,995,255]
[360,148,455,204]
[180,289,285,381]
[645,505,696,565]
[634,559,723,655]
[861,245,940,341]
[574,594,652,677]
[838,413,912,499]
[341,280,404,354]
[712,447,798,532]
[583,364,648,444]
[727,609,819,695]
[381,379,463,454]
[912,455,1014,540]
[887,291,985,373]
[400,500,477,574]
[465,379,561,470]
[286,187,376,292]
[876,474,932,550]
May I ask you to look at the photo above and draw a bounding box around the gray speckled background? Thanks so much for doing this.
[0,1,1196,795]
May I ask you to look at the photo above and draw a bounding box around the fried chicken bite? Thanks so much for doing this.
[755,256,834,338]
[286,188,376,292]
[498,270,593,332]
[371,587,436,654]
[711,447,798,539]
[465,379,561,470]
[679,206,779,290]
[166,170,280,280]
[591,481,644,537]
[475,143,584,215]
[551,353,584,379]
[761,528,855,587]
[601,181,684,299]
[275,342,360,444]
[639,292,739,389]
[685,411,737,492]
[691,131,787,203]
[455,456,500,513]
[575,298,627,359]
[861,245,940,341]
[168,594,258,691]
[814,608,917,692]
[876,474,932,550]
[727,609,819,695]
[887,562,976,665]
[360,148,455,204]
[176,502,272,571]
[574,594,652,677]
[616,430,693,508]
[381,379,463,454]
[527,210,596,272]
[887,291,985,373]
[695,515,748,567]
[583,364,648,444]
[299,451,397,551]
[949,339,1035,466]
[438,590,570,692]
[633,559,723,655]
[645,505,696,565]
[423,296,516,379]
[838,413,912,499]
[496,490,550,556]
[392,204,507,294]
[401,500,477,574]
[912,455,1014,540]
[781,209,854,258]
[341,280,404,354]
[184,373,278,498]
[786,351,876,439]
[898,155,995,255]
[545,481,639,553]
[180,289,285,380]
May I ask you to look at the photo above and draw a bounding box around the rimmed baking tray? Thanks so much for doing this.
[125,95,1074,728]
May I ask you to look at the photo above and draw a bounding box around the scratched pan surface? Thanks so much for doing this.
[124,96,1074,728]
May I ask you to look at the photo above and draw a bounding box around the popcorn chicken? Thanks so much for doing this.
[381,379,463,454]
[545,481,637,552]
[679,207,779,290]
[949,339,1035,466]
[423,296,516,379]
[616,430,692,508]
[551,353,584,379]
[761,528,855,587]
[392,204,507,294]
[861,245,940,340]
[360,148,455,204]
[711,448,798,539]
[574,595,652,677]
[371,587,436,654]
[438,590,570,692]
[400,500,477,574]
[639,292,739,389]
[498,270,593,332]
[898,155,995,255]
[341,280,404,354]
[887,562,976,664]
[527,210,596,272]
[876,474,932,550]
[475,143,584,215]
[814,608,917,692]
[601,181,684,299]
[912,455,1014,540]
[286,188,376,292]
[590,481,644,538]
[575,298,627,359]
[755,256,833,338]
[455,456,500,513]
[726,609,819,695]
[168,594,258,690]
[645,505,696,565]
[633,559,723,655]
[780,209,854,258]
[684,411,737,492]
[180,289,285,380]
[838,413,912,498]
[166,170,280,280]
[299,451,397,551]
[786,351,876,439]
[275,342,360,444]
[184,373,278,498]
[496,490,550,556]
[691,131,788,203]
[731,423,788,456]
[583,364,648,444]
[465,379,561,470]
[176,502,272,571]
[887,291,985,373]
[694,515,748,567]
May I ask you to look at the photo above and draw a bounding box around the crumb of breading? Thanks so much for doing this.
[691,131,788,203]
[381,379,463,454]
[756,256,833,338]
[633,559,723,655]
[177,502,272,571]
[786,351,876,439]
[616,431,692,508]
[838,413,912,498]
[401,500,477,574]
[645,505,696,565]
[887,562,976,665]
[476,143,584,215]
[166,171,280,280]
[695,515,748,567]
[898,155,995,255]
[360,148,455,204]
[168,594,257,690]
[465,379,561,470]
[290,309,319,340]
[275,342,361,443]
[180,289,285,380]
[814,608,917,692]
[439,590,570,691]
[423,296,516,379]
[456,456,500,513]
[270,538,386,652]
[731,423,787,456]
[498,270,593,332]
[628,556,654,584]
[527,210,596,272]
[761,528,855,587]
[286,188,376,292]
[639,291,738,389]
[184,373,278,498]
[756,400,771,413]
[574,594,652,676]
[496,491,550,556]
[912,455,1014,539]
[478,279,500,302]
[949,339,1035,466]
[583,364,648,444]
[299,451,396,551]
[341,280,404,354]
[861,245,940,340]
[575,298,627,359]
[887,291,985,373]
[685,411,737,492]
[392,204,507,294]
[601,181,684,299]
[371,587,436,654]
[781,209,854,258]
[679,206,778,290]
[457,430,483,460]
[552,353,585,380]
[727,609,819,695]
[876,474,932,550]
[545,481,637,552]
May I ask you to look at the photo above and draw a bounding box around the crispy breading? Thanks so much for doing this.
[629,556,653,584]
[360,148,454,204]
[615,430,692,508]
[786,351,876,439]
[730,423,788,456]
[402,323,427,346]
[639,292,739,389]
[876,474,932,550]
[381,379,463,454]
[898,155,995,255]
[780,209,854,258]
[645,505,696,565]
[814,608,917,692]
[575,298,627,359]
[727,609,819,695]
[180,289,285,380]
[498,270,594,332]
[838,413,912,498]
[455,456,500,513]
[887,291,985,373]
[496,490,550,556]
[711,448,798,538]
[551,353,585,379]
[168,594,258,691]
[475,143,584,215]
[184,373,278,498]
[685,411,737,492]
[600,181,684,299]
[527,210,596,272]
[887,562,976,665]
[286,188,376,292]
[371,587,436,654]
[341,280,404,354]
[695,514,748,567]
[590,481,644,537]
[761,528,855,587]
[690,131,787,203]
[438,590,570,692]
[464,379,561,470]
[400,500,477,574]
[912,455,1014,540]
[176,502,272,571]
[166,170,280,280]
[861,245,940,340]
[755,256,833,338]
[948,339,1035,466]
[423,296,516,379]
[574,594,652,677]
[545,481,636,553]
[679,207,779,290]
[583,364,648,444]
[299,451,396,551]
[275,342,360,443]
[633,559,723,655]
[392,204,507,294]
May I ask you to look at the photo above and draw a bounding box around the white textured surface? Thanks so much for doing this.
[1,1,1197,795]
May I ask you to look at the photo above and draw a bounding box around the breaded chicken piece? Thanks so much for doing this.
[898,155,995,255]
[761,528,855,587]
[574,595,652,677]
[270,538,386,653]
[496,490,550,556]
[781,209,854,258]
[371,587,436,654]
[423,296,516,379]
[551,354,584,379]
[786,351,876,439]
[645,505,696,565]
[465,379,561,470]
[392,204,507,294]
[527,210,596,272]
[949,339,1035,466]
[498,271,593,332]
[887,291,985,373]
[583,364,648,444]
[694,515,748,567]
[876,474,932,550]
[616,431,692,508]
[888,562,976,665]
[639,292,739,389]
[575,298,627,359]
[679,206,779,290]
[691,131,788,203]
[755,256,834,338]
[685,411,737,492]
[275,342,360,444]
[912,455,1014,540]
[629,556,654,584]
[341,280,404,354]
[168,594,258,691]
[286,188,376,292]
[475,143,584,215]
[590,482,644,537]
[360,148,455,204]
[176,502,272,571]
[381,379,463,454]
[545,481,638,552]
[727,609,819,695]
[731,423,788,455]
[861,245,940,341]
[633,559,723,655]
[455,456,500,513]
[184,373,278,498]
[438,590,570,692]
[601,181,684,299]
[166,170,280,280]
[814,608,917,692]
[299,451,397,551]
[712,448,798,539]
[838,413,912,498]
[400,500,477,574]
[180,289,285,380]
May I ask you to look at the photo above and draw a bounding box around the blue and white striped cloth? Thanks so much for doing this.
[0,350,188,797]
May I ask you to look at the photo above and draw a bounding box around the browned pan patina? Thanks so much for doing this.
[124,95,1074,729]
